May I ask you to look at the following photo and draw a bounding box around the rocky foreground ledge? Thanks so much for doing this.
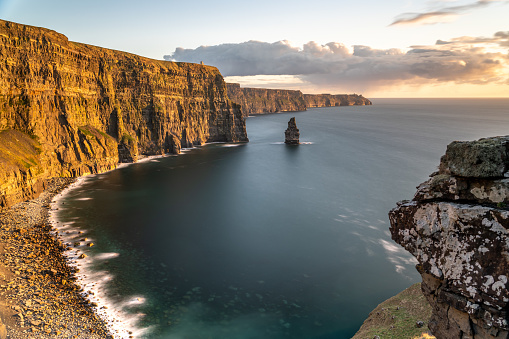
[390,136,509,338]
[0,178,111,338]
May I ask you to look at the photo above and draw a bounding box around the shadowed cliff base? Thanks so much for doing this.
[226,83,372,116]
[390,136,509,338]
[0,19,248,211]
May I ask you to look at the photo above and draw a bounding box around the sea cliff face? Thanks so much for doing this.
[303,93,372,107]
[226,83,307,116]
[0,20,247,210]
[226,83,372,116]
[390,136,509,338]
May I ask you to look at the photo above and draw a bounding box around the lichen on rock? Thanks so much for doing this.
[390,136,509,339]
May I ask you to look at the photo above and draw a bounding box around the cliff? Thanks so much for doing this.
[226,83,372,116]
[389,136,509,338]
[0,20,248,210]
[226,83,306,116]
[303,93,372,107]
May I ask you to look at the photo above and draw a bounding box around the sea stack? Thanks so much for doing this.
[285,117,300,144]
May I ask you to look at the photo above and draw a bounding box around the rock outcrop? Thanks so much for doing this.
[389,136,509,339]
[284,117,299,144]
[0,19,248,210]
[303,93,372,107]
[226,83,372,116]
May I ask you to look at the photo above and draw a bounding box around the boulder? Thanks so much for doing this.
[390,135,509,339]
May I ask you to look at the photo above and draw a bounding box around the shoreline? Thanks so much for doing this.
[0,143,246,339]
[0,177,113,338]
[49,176,150,339]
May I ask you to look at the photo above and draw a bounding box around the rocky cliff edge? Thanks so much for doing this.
[390,136,509,338]
[303,93,372,108]
[226,83,372,116]
[0,20,248,210]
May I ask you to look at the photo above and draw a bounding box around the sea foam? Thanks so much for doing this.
[50,177,151,339]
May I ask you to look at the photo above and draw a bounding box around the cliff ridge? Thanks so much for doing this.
[303,93,372,108]
[0,19,247,210]
[226,83,372,116]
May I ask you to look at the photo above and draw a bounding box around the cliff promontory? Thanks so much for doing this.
[226,83,306,116]
[0,20,247,210]
[390,136,509,338]
[303,93,372,107]
[226,83,372,116]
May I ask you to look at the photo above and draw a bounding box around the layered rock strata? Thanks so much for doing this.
[303,93,372,107]
[0,19,247,210]
[284,117,299,144]
[226,83,307,116]
[389,136,509,338]
[226,83,372,116]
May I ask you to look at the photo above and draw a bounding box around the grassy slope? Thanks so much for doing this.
[0,130,41,172]
[352,283,434,339]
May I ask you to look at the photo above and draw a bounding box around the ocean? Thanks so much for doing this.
[50,98,509,338]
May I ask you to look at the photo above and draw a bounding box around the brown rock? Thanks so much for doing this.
[285,117,300,145]
[226,83,306,116]
[390,135,509,339]
[226,83,372,117]
[303,93,372,107]
[0,19,248,211]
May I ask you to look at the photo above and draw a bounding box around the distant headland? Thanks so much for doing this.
[226,83,372,116]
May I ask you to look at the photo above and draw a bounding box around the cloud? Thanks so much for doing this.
[167,40,351,76]
[165,32,509,94]
[390,0,508,26]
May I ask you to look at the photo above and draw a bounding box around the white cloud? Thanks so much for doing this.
[165,32,509,94]
[390,0,509,26]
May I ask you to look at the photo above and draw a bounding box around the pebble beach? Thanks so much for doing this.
[0,178,113,338]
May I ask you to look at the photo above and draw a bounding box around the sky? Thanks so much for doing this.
[1,0,508,97]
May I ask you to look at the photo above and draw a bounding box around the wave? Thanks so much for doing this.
[49,178,152,338]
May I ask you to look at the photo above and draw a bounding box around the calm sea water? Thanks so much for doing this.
[53,98,509,339]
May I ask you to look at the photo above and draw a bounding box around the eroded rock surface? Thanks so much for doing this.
[285,117,300,144]
[390,136,509,339]
[0,19,247,210]
[303,93,372,108]
[226,83,307,116]
[226,83,372,116]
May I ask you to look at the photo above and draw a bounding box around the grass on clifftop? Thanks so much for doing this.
[0,129,42,171]
[352,283,434,339]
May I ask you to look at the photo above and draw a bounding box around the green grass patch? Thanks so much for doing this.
[0,129,42,171]
[352,283,434,339]
[78,126,94,138]
[120,133,136,144]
